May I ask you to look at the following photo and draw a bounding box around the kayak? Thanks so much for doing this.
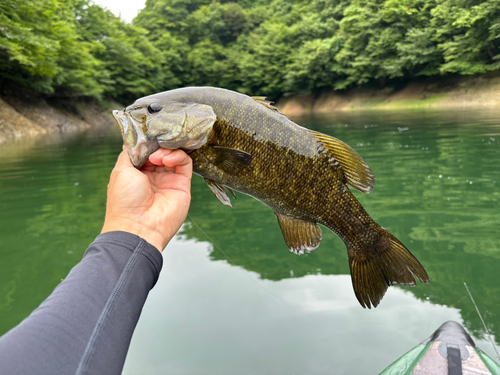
[380,321,500,375]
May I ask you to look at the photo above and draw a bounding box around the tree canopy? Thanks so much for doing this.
[1,0,500,102]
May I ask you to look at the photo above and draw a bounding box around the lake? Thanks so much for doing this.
[0,109,499,374]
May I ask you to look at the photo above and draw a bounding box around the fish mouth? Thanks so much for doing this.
[112,110,159,168]
[113,110,137,146]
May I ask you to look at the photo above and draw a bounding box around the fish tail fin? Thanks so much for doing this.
[348,228,429,309]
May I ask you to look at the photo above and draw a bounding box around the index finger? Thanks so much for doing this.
[162,149,193,180]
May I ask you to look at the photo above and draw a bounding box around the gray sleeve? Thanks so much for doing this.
[0,231,163,375]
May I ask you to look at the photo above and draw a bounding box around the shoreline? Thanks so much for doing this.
[0,95,117,146]
[276,74,500,116]
[2,73,500,145]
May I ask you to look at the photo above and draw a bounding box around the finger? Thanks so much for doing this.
[113,150,134,173]
[149,148,173,166]
[141,160,164,173]
[108,148,136,190]
[162,149,192,179]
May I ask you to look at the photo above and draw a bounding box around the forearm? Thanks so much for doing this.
[0,231,162,375]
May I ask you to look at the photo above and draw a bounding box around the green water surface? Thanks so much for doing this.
[0,109,499,374]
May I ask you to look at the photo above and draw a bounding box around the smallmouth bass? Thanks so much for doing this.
[112,87,429,308]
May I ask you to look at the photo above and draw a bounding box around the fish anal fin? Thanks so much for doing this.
[310,130,375,194]
[209,146,252,174]
[205,178,232,208]
[348,229,429,309]
[275,213,323,255]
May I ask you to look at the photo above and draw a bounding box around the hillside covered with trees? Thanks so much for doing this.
[1,0,500,103]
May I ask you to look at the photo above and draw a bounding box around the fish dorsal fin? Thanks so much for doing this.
[252,96,277,110]
[205,178,233,208]
[252,96,286,115]
[310,130,375,193]
[275,213,323,255]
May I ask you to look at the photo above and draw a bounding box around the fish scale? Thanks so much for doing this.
[113,86,429,308]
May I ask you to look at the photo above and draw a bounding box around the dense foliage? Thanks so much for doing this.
[1,0,500,102]
[0,0,163,102]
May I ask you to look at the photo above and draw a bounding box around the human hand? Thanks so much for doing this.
[101,148,192,252]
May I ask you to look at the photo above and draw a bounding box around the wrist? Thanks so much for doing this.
[101,217,168,252]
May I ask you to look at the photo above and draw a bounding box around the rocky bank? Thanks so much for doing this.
[0,93,116,145]
[2,73,500,145]
[277,73,500,116]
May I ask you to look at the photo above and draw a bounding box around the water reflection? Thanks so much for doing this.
[0,127,122,332]
[0,109,499,373]
[123,236,481,375]
[181,109,500,347]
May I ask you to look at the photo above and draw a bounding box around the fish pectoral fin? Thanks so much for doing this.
[209,146,252,174]
[205,179,233,208]
[310,130,375,194]
[275,213,322,255]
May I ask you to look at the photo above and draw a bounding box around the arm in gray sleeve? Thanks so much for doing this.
[0,231,163,375]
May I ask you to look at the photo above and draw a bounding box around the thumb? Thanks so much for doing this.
[114,150,135,172]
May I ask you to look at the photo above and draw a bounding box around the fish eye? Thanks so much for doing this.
[147,103,162,114]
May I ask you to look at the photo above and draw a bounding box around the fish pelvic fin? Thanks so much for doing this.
[225,186,237,199]
[275,213,323,255]
[348,229,429,309]
[205,179,233,208]
[310,130,375,194]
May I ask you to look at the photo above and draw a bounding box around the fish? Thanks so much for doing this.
[112,86,429,308]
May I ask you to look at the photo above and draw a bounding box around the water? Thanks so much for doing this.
[0,109,499,374]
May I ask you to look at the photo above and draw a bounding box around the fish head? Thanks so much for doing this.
[112,107,159,168]
[112,95,216,168]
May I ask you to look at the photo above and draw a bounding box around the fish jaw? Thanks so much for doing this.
[113,110,137,147]
[112,110,160,168]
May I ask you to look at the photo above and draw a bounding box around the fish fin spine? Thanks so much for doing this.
[310,130,375,194]
[225,186,237,199]
[348,228,429,309]
[252,96,289,118]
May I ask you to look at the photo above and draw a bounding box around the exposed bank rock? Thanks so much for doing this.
[0,93,116,145]
[277,74,500,116]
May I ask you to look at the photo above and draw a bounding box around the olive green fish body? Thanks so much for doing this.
[113,87,429,308]
[153,88,379,251]
[191,117,387,261]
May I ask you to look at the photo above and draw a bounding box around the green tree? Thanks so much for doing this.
[0,0,102,96]
[431,0,500,74]
[3,0,500,102]
[74,0,166,102]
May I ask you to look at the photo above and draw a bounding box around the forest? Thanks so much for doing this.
[1,0,500,103]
